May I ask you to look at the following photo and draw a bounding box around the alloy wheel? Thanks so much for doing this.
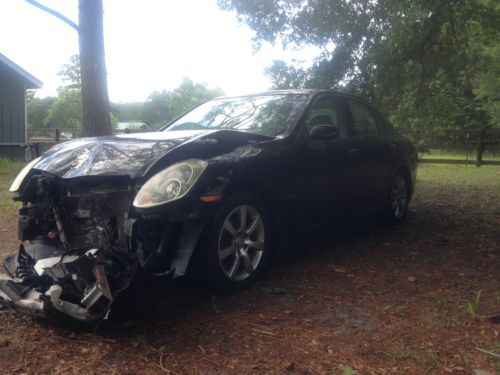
[217,205,265,281]
[390,175,408,219]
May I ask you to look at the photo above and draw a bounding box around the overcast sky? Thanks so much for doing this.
[0,0,318,102]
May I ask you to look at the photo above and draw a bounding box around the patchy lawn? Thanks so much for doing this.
[0,160,499,374]
[418,149,500,161]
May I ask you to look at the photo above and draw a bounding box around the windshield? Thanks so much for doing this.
[164,94,309,137]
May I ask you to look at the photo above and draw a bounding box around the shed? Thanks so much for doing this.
[0,53,42,160]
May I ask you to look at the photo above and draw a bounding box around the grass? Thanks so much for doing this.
[0,157,25,178]
[340,365,358,375]
[417,163,500,189]
[0,158,25,219]
[419,148,500,161]
[466,290,483,318]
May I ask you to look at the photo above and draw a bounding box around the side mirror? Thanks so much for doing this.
[309,125,340,140]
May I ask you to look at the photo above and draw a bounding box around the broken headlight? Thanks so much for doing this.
[133,159,208,208]
[9,157,42,192]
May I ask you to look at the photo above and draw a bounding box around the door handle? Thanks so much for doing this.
[348,148,360,157]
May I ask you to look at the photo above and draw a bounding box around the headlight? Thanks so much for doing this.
[133,159,208,208]
[9,157,42,192]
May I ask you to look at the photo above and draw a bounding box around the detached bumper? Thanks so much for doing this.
[0,270,47,318]
[0,244,117,322]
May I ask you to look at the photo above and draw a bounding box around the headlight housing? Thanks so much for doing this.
[9,157,42,192]
[133,159,208,208]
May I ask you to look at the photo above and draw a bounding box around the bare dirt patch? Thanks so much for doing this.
[0,166,499,374]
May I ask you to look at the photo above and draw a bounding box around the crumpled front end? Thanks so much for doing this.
[0,171,138,322]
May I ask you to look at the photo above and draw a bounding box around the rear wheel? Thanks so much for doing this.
[384,174,410,224]
[201,192,271,292]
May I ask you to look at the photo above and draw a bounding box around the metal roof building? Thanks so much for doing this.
[0,53,42,160]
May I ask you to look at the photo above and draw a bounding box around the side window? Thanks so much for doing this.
[305,96,348,137]
[347,100,380,136]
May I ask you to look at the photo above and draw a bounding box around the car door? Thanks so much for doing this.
[344,98,396,212]
[294,94,361,222]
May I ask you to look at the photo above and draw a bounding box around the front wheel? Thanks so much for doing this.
[201,192,271,292]
[384,174,410,224]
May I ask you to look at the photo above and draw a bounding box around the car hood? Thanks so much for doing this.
[32,130,251,179]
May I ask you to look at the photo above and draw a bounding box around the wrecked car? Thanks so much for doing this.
[0,90,417,322]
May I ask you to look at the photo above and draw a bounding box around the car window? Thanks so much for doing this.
[305,96,348,137]
[347,100,380,136]
[165,94,309,138]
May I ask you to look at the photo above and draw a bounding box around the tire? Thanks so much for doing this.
[384,173,410,224]
[200,192,271,292]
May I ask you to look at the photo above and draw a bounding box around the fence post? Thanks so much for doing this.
[476,129,484,165]
[55,128,60,142]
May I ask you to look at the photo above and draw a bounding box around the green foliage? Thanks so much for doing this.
[0,158,24,221]
[27,92,56,129]
[474,44,500,127]
[58,54,81,89]
[44,88,83,129]
[221,0,500,145]
[143,77,224,128]
[28,55,83,130]
[110,102,144,122]
[340,365,357,375]
[110,111,118,130]
[27,53,224,134]
[466,290,482,318]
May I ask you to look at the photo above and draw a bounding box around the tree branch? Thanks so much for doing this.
[25,0,79,31]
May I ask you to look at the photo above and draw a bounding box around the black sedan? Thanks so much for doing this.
[1,90,417,322]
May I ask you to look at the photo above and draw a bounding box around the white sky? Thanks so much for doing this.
[0,0,319,102]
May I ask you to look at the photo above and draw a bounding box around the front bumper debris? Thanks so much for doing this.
[0,244,119,322]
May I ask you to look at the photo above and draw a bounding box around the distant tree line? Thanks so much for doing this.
[112,78,224,129]
[220,0,500,147]
[28,56,224,131]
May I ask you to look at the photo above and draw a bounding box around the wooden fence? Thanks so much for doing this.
[417,129,500,166]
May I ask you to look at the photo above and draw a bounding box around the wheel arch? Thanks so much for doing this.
[224,182,279,234]
[222,179,283,255]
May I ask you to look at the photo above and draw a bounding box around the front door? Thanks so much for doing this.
[295,94,360,222]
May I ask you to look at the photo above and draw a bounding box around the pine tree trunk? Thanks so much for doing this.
[78,0,112,137]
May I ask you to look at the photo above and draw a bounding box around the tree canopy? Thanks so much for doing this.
[28,58,222,135]
[220,0,500,145]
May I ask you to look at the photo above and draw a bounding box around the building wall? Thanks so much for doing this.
[0,62,27,160]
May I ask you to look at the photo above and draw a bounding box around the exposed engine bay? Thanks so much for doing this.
[0,171,182,322]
